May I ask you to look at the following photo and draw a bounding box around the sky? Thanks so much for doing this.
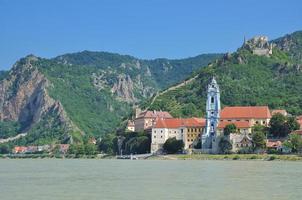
[0,0,302,70]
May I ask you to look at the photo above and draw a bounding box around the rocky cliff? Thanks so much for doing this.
[0,51,220,145]
[0,55,80,144]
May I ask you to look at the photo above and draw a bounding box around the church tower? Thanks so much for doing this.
[202,77,221,153]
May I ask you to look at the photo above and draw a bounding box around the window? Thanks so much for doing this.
[154,131,156,133]
[236,119,240,121]
[161,130,163,133]
[246,120,249,122]
[263,121,266,124]
[160,136,163,138]
[211,97,214,103]
[181,129,183,133]
[154,136,156,138]
[187,139,190,142]
[256,121,259,124]
[228,120,231,122]
[191,139,193,142]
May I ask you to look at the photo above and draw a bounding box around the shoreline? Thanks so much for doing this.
[1,153,302,161]
[146,154,302,161]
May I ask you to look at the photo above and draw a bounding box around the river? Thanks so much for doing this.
[0,159,301,200]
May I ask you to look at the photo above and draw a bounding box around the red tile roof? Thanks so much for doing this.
[154,118,205,129]
[136,110,173,119]
[127,120,135,127]
[13,146,27,153]
[220,106,271,119]
[292,130,302,135]
[217,121,251,129]
[266,140,282,148]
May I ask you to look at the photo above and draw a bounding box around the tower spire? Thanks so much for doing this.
[202,76,221,153]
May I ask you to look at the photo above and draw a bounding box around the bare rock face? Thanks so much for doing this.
[0,56,78,134]
[111,74,136,103]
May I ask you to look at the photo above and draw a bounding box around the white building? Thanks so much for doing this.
[151,118,205,154]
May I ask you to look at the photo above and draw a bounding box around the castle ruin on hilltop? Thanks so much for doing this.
[243,36,273,56]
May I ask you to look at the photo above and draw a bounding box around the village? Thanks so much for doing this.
[127,77,302,155]
[9,76,302,158]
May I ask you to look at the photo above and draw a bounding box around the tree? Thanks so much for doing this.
[283,134,302,153]
[224,123,237,136]
[98,134,116,154]
[269,114,300,138]
[68,144,77,154]
[0,144,10,154]
[252,131,266,150]
[0,121,21,139]
[163,137,184,154]
[218,137,232,154]
[269,113,288,138]
[252,125,267,135]
[84,143,97,155]
[124,136,150,154]
[286,116,300,133]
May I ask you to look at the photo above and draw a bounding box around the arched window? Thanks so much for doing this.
[211,97,214,103]
[211,124,214,132]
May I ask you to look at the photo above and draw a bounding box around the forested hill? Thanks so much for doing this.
[0,51,220,145]
[149,31,302,118]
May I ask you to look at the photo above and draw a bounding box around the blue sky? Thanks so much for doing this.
[0,0,302,69]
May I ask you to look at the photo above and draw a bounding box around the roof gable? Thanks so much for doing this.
[154,118,205,129]
[221,106,271,119]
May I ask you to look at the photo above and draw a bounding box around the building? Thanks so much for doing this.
[58,144,70,154]
[201,78,272,153]
[217,121,251,135]
[244,36,273,56]
[296,116,302,128]
[271,109,288,117]
[26,146,38,153]
[230,133,253,152]
[13,146,27,154]
[37,145,51,152]
[126,120,135,132]
[266,139,283,151]
[151,118,205,154]
[134,110,173,132]
[150,77,278,154]
[202,77,221,153]
[219,106,271,127]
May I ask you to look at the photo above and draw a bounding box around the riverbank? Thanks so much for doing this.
[1,153,302,161]
[147,154,302,161]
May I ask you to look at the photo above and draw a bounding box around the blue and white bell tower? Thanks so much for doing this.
[202,77,221,153]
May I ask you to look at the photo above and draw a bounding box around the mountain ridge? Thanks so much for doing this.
[148,30,302,118]
[0,51,221,145]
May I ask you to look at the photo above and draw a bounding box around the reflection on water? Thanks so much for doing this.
[0,159,301,200]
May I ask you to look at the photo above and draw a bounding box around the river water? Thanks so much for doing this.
[0,159,301,200]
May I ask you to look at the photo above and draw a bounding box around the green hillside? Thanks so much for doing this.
[149,31,302,118]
